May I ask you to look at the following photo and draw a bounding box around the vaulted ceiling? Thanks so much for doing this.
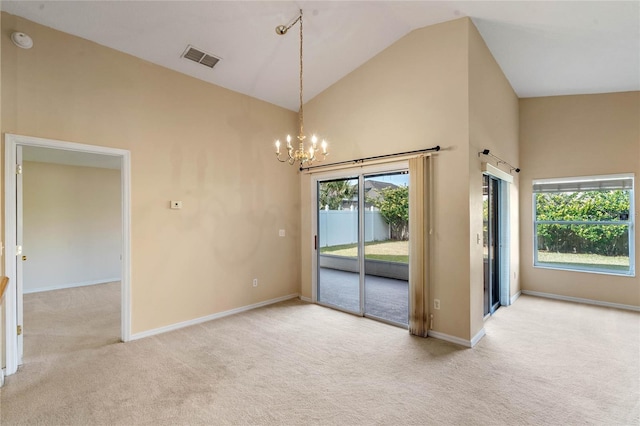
[3,1,639,111]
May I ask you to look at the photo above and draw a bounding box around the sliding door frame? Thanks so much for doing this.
[310,161,409,314]
[481,163,512,314]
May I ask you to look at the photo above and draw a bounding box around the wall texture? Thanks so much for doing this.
[519,92,640,306]
[302,18,519,342]
[22,161,121,293]
[1,12,301,344]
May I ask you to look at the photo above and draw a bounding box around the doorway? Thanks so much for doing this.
[3,134,132,377]
[315,166,409,327]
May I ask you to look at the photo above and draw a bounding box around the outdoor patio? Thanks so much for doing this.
[318,267,408,326]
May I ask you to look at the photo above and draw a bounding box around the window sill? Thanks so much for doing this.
[534,263,635,278]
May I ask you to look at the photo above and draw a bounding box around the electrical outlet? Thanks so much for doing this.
[170,200,182,209]
[253,278,258,287]
[279,229,286,237]
[434,299,441,310]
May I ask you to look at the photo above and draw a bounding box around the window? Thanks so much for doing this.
[533,174,635,276]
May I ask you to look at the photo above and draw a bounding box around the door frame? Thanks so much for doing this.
[310,161,409,313]
[3,133,132,376]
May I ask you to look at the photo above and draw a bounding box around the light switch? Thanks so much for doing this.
[170,201,182,209]
[279,229,286,237]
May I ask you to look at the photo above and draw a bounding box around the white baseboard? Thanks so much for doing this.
[299,295,312,303]
[510,291,522,305]
[130,293,300,341]
[428,327,486,348]
[470,328,486,347]
[522,290,640,312]
[24,278,120,294]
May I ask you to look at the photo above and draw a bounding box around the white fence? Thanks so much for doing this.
[318,210,389,247]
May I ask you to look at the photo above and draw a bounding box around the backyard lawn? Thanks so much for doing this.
[320,240,409,263]
[537,251,630,272]
[322,243,631,272]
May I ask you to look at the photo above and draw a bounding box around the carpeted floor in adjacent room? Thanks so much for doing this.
[1,282,638,425]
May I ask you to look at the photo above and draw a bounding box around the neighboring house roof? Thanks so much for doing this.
[364,180,398,203]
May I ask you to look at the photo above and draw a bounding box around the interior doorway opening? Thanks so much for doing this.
[21,147,123,366]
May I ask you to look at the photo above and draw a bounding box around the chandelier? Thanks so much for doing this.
[274,9,328,166]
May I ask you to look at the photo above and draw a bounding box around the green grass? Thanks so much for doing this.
[364,254,409,263]
[320,241,390,252]
[537,251,629,272]
[320,240,409,264]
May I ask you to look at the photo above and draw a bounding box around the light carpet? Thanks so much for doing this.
[1,282,638,425]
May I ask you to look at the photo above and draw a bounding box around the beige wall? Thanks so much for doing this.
[519,92,640,306]
[1,12,300,344]
[23,161,121,293]
[468,22,519,335]
[303,18,518,341]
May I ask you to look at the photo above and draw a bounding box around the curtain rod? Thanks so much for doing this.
[478,149,520,173]
[299,145,441,172]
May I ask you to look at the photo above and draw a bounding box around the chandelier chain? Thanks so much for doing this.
[273,8,328,166]
[298,10,304,138]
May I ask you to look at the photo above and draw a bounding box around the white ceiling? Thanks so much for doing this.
[3,1,639,111]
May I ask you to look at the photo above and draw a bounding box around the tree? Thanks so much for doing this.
[369,185,409,240]
[319,181,357,210]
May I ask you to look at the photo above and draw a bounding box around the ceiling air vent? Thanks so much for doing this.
[181,45,220,69]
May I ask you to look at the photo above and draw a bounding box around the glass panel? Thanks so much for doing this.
[483,175,500,316]
[363,172,409,326]
[536,223,630,273]
[482,175,489,315]
[317,178,360,313]
[535,190,631,222]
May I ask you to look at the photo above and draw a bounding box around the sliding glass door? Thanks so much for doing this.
[316,169,409,327]
[483,174,500,316]
[363,172,409,325]
[317,178,360,313]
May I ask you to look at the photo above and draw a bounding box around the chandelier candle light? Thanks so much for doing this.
[274,9,328,166]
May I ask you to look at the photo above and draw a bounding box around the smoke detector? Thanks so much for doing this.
[11,32,33,49]
[181,45,220,69]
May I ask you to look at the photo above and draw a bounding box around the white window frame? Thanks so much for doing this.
[532,173,635,277]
